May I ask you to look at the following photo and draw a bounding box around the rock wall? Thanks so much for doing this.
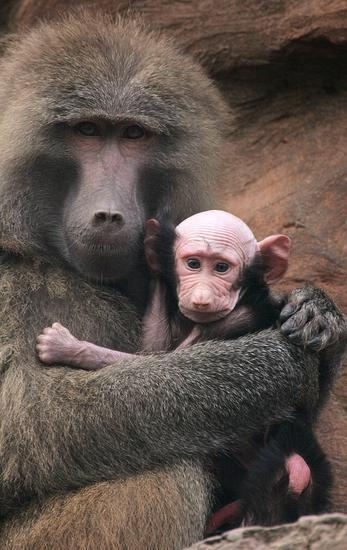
[186,514,347,549]
[6,1,347,74]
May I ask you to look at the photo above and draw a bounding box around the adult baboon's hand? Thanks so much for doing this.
[280,284,346,352]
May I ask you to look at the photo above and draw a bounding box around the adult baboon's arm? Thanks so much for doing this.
[0,335,318,505]
[0,263,344,508]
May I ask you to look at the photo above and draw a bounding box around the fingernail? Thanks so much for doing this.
[281,319,293,334]
[280,304,295,320]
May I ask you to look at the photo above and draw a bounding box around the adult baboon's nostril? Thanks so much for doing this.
[93,211,124,227]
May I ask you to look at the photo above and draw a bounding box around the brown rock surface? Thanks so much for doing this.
[6,1,347,74]
[186,514,347,549]
[3,0,347,517]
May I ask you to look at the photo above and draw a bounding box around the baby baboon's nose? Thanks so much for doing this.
[191,288,212,309]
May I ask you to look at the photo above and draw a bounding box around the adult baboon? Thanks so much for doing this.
[0,11,345,550]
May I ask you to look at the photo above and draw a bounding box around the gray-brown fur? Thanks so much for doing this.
[0,10,346,550]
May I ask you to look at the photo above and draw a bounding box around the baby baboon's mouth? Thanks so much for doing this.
[179,306,230,324]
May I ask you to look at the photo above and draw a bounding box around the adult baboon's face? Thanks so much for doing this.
[54,118,154,281]
[0,15,227,282]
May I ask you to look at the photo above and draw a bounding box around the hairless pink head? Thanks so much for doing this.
[176,210,259,264]
[174,210,290,323]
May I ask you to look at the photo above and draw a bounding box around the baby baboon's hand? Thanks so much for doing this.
[36,322,83,366]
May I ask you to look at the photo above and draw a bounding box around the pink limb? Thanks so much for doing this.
[176,326,201,349]
[286,453,311,495]
[206,500,241,533]
[36,322,134,370]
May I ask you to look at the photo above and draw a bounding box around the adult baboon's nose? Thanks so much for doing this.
[92,211,125,228]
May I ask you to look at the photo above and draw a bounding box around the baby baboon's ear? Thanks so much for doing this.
[258,234,291,284]
[144,219,161,273]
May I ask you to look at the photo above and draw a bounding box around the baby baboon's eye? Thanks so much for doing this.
[122,125,146,140]
[186,258,201,270]
[74,121,100,137]
[214,262,230,273]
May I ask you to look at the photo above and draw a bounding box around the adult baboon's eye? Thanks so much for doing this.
[75,121,100,137]
[122,125,146,140]
[186,258,201,270]
[214,262,230,273]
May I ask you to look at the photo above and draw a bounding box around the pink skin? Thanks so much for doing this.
[286,453,312,495]
[206,500,241,533]
[174,210,290,323]
[174,211,259,323]
[36,323,132,370]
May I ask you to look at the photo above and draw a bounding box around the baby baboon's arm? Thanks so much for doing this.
[36,322,132,370]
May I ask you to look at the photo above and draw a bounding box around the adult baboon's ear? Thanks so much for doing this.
[144,219,161,273]
[258,234,291,284]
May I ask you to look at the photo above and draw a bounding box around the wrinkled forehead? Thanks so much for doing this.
[175,210,258,263]
[174,237,240,265]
